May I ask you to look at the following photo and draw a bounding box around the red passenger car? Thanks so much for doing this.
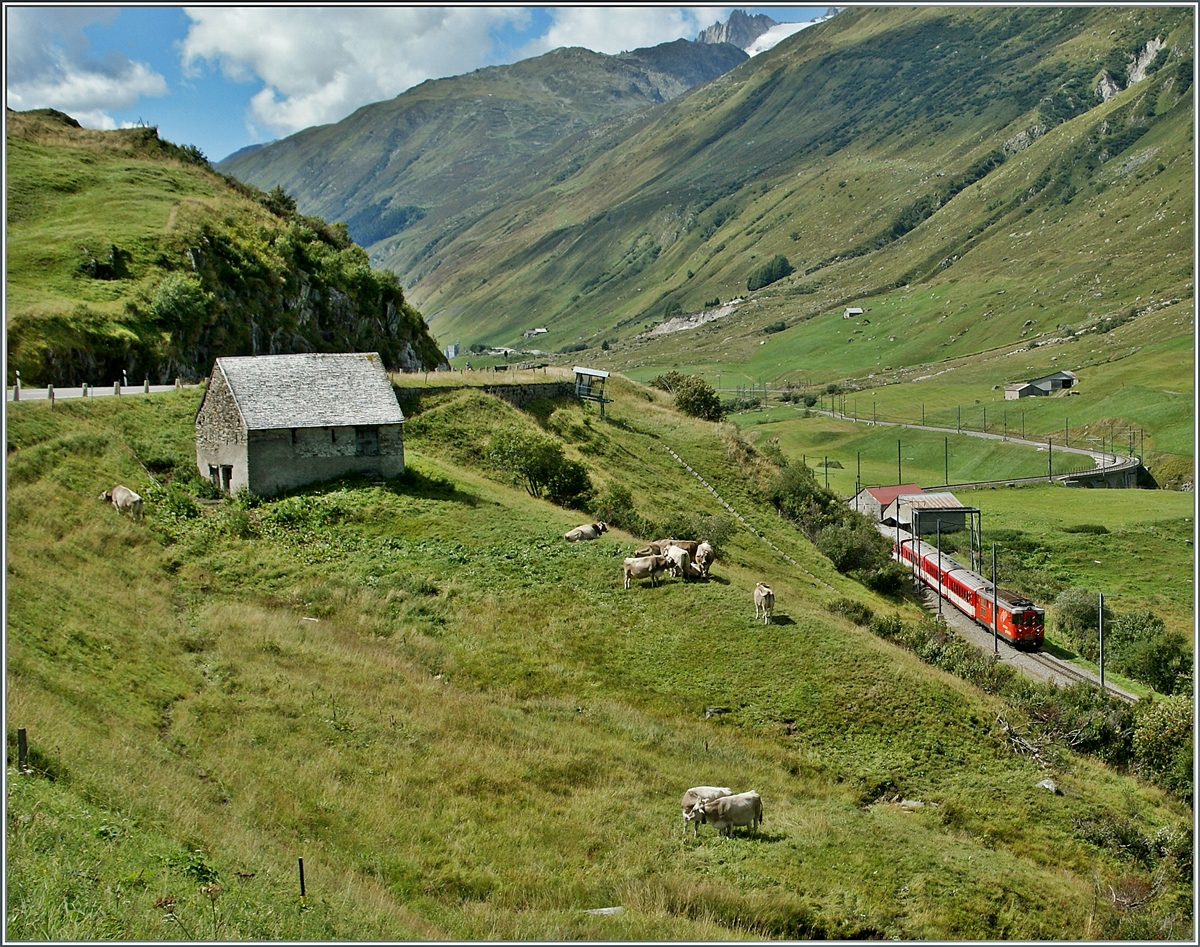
[884,526,1044,649]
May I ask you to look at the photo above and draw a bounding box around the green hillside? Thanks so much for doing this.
[5,108,445,387]
[218,40,749,255]
[5,380,1193,940]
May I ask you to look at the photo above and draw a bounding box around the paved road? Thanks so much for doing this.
[8,384,193,401]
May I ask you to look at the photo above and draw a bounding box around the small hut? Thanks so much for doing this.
[573,367,611,417]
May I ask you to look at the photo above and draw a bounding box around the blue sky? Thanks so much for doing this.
[6,5,830,163]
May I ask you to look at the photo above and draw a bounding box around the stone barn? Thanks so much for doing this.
[195,352,404,496]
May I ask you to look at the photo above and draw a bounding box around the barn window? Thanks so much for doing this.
[355,427,380,456]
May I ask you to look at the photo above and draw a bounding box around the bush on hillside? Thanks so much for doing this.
[590,484,653,537]
[1052,586,1113,658]
[1106,609,1193,695]
[650,371,686,393]
[673,376,723,421]
[747,255,794,292]
[489,426,593,509]
[1131,695,1194,799]
[655,511,736,558]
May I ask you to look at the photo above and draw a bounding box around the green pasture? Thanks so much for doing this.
[5,384,1191,940]
[730,409,1097,496]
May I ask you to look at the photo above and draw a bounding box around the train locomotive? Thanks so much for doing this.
[879,524,1045,649]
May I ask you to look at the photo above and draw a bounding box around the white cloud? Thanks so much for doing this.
[180,7,530,136]
[519,7,730,57]
[5,7,167,127]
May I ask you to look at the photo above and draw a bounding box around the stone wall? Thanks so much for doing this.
[481,381,575,408]
[247,423,404,496]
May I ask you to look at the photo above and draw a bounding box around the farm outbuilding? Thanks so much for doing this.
[1005,370,1078,399]
[849,483,924,521]
[195,352,405,496]
[843,307,864,319]
[883,492,968,533]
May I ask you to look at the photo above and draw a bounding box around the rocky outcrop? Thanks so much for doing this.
[696,10,779,50]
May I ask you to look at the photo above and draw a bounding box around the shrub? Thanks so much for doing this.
[590,484,652,536]
[1132,695,1193,799]
[817,522,889,574]
[557,342,588,354]
[721,395,761,414]
[762,320,787,334]
[650,371,686,393]
[488,426,592,508]
[747,255,794,291]
[829,597,874,625]
[655,511,736,558]
[673,376,723,421]
[1108,610,1193,695]
[1051,586,1113,659]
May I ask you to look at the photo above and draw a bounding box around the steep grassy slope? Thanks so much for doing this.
[5,384,1192,940]
[5,109,444,386]
[218,41,748,255]
[398,5,1191,361]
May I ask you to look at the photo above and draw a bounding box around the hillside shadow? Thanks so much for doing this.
[385,468,478,505]
[768,614,796,625]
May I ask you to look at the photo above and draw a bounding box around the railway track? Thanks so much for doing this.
[1021,650,1137,703]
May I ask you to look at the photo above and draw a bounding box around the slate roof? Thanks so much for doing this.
[216,353,404,430]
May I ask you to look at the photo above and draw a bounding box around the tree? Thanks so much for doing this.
[673,375,723,421]
[489,427,592,509]
[150,273,211,329]
[747,254,794,291]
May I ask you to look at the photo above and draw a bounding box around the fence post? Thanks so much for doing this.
[48,384,54,408]
[17,727,29,773]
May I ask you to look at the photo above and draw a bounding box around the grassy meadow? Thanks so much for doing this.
[5,381,1194,940]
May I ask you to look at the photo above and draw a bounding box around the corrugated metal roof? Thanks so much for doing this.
[898,492,965,510]
[574,366,609,378]
[217,353,404,430]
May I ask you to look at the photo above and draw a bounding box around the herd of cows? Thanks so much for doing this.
[563,521,776,623]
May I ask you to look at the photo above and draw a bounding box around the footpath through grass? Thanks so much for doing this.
[5,384,1193,940]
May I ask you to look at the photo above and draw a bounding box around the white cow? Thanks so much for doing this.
[565,522,608,542]
[101,485,143,521]
[694,541,715,577]
[753,583,774,624]
[664,545,692,579]
[695,790,763,837]
[680,786,731,836]
[623,554,672,589]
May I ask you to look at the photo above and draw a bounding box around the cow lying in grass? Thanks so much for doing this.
[564,522,608,541]
[101,485,143,521]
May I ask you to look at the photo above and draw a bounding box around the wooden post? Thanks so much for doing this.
[298,857,307,907]
[48,384,54,408]
[17,727,29,774]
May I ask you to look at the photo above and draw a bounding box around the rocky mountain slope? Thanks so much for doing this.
[6,108,445,386]
[214,7,1192,373]
[218,39,749,257]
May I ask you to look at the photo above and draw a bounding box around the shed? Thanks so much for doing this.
[573,366,611,416]
[195,352,404,496]
[843,307,864,319]
[1004,383,1035,400]
[848,483,923,521]
[884,492,968,533]
[1030,370,1078,394]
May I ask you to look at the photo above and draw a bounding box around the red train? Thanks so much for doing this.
[880,525,1045,649]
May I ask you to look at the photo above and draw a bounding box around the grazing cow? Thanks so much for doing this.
[680,786,731,836]
[664,545,692,579]
[564,522,608,542]
[101,485,143,521]
[633,540,667,557]
[695,790,764,837]
[623,554,672,589]
[753,583,774,624]
[694,541,715,577]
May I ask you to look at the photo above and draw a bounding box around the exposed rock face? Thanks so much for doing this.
[1128,36,1166,84]
[696,9,779,50]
